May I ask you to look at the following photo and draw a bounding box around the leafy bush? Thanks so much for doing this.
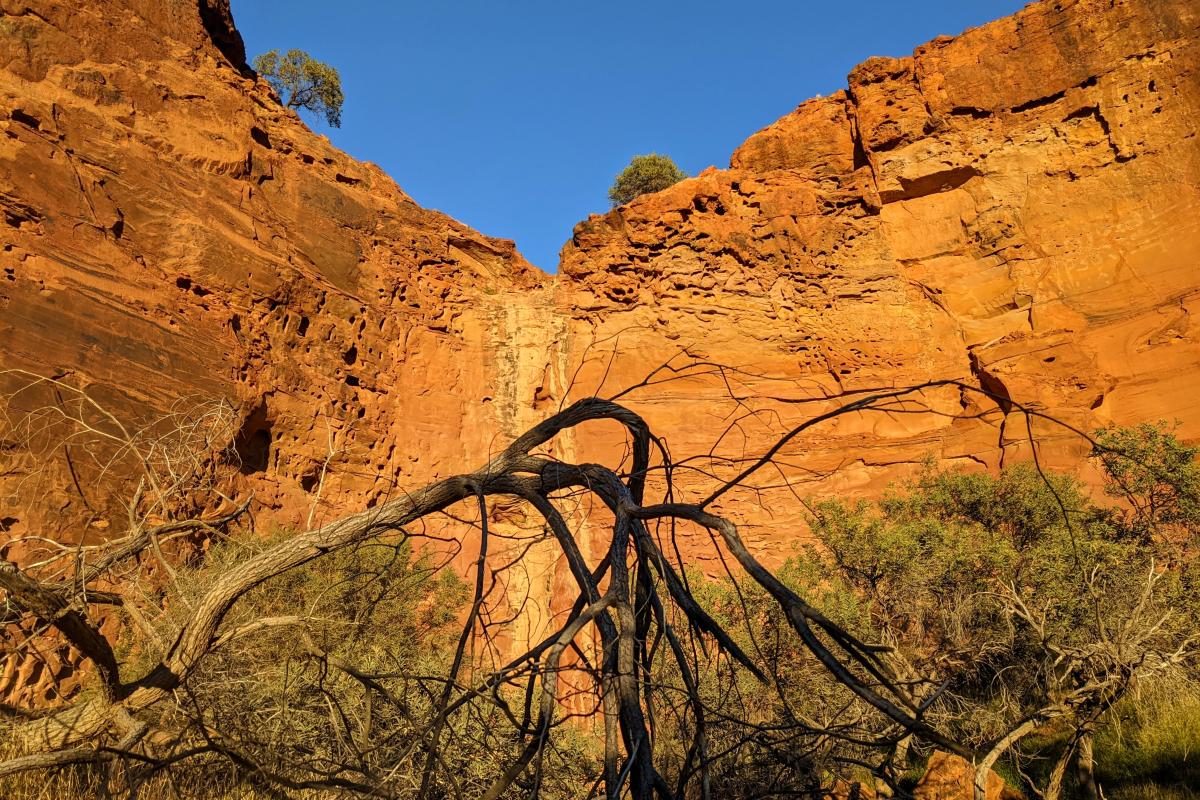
[109,534,595,798]
[253,48,344,127]
[190,538,596,796]
[646,426,1200,798]
[1096,683,1200,789]
[608,153,687,206]
[1094,421,1200,542]
[7,421,1197,799]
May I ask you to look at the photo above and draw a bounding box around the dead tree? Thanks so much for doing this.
[1,363,1193,799]
[971,567,1197,800]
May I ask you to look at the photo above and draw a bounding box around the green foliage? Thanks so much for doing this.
[109,533,597,798]
[652,567,868,796]
[654,425,1200,796]
[607,153,687,206]
[1096,684,1200,789]
[1108,787,1198,800]
[15,424,1197,799]
[1094,421,1200,541]
[253,48,344,127]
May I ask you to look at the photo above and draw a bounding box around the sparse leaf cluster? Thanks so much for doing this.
[253,48,344,127]
[608,154,688,206]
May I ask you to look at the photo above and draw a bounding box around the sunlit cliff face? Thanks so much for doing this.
[1,0,1198,685]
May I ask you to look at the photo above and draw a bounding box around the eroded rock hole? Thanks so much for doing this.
[9,109,40,129]
[234,402,273,474]
[237,430,271,473]
[1011,90,1066,113]
[951,106,991,119]
[175,277,211,297]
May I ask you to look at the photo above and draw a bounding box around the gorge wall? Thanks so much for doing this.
[1,0,1198,694]
[555,0,1200,561]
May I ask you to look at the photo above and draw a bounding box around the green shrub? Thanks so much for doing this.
[104,533,596,798]
[1107,785,1199,800]
[1094,421,1200,543]
[1096,683,1200,788]
[608,153,687,206]
[666,425,1200,797]
[253,48,344,127]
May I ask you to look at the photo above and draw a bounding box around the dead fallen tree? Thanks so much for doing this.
[1,367,1196,799]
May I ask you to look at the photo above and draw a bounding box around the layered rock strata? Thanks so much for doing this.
[1,0,1198,696]
[556,0,1200,557]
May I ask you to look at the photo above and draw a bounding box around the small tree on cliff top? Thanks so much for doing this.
[608,153,687,206]
[253,48,344,127]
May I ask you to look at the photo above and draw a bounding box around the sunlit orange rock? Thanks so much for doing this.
[914,752,1021,800]
[556,0,1200,560]
[1,0,1198,697]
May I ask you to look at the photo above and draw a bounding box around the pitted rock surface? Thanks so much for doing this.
[2,0,1198,698]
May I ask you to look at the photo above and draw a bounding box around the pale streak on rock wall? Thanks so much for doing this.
[478,284,589,650]
[1,0,1199,690]
[0,0,546,545]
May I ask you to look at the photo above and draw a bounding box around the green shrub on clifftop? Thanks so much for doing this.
[608,153,687,206]
[253,48,344,127]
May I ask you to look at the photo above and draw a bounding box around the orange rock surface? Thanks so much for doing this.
[913,752,1021,800]
[0,0,553,698]
[2,0,1199,690]
[556,0,1200,560]
[0,0,545,537]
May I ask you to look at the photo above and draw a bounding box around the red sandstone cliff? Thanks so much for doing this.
[1,0,1198,690]
[0,0,548,531]
[556,0,1200,558]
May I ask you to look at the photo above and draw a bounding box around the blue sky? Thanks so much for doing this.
[230,1,1026,271]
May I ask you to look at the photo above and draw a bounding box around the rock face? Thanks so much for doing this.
[0,0,547,535]
[0,0,558,700]
[1,0,1198,689]
[556,0,1200,557]
[913,752,1020,800]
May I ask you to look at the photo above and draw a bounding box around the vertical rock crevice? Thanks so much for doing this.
[198,0,248,70]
